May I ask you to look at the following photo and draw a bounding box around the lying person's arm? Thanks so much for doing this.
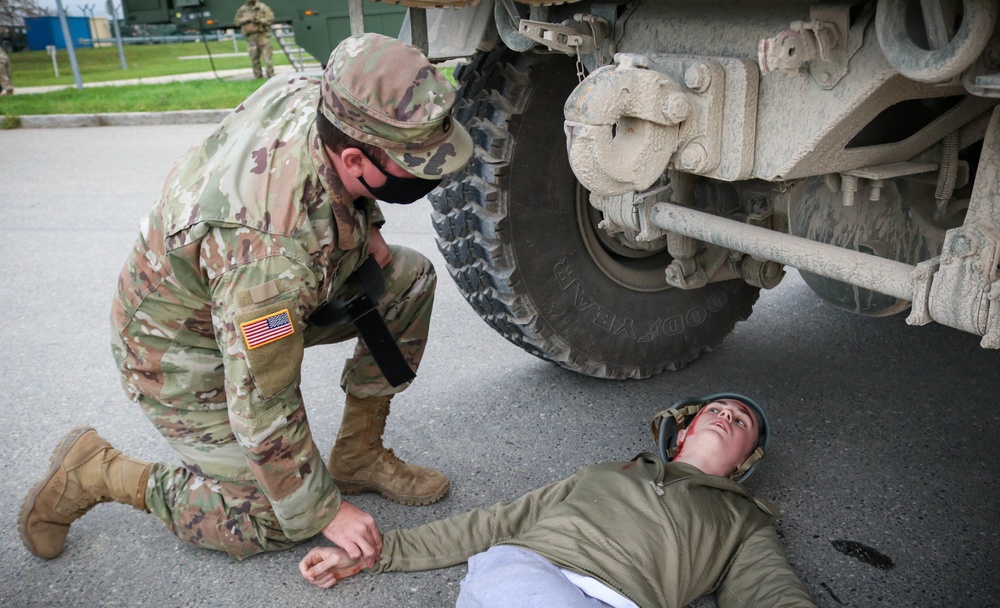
[299,471,580,586]
[716,523,817,608]
[376,471,580,572]
[300,547,363,588]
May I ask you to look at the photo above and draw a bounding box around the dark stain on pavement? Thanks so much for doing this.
[831,539,895,570]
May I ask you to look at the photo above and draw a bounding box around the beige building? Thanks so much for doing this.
[88,17,112,47]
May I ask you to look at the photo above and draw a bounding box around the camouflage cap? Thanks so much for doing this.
[320,33,473,179]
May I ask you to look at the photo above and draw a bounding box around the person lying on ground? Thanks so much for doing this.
[298,393,816,608]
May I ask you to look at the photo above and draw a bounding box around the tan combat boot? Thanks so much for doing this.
[19,426,153,559]
[328,395,450,506]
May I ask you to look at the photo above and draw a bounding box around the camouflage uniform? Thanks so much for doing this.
[18,33,471,563]
[109,34,471,559]
[0,47,13,95]
[234,0,274,79]
[319,35,473,178]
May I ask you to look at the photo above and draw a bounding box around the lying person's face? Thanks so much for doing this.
[676,399,760,475]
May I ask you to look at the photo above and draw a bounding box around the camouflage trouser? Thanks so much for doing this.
[246,32,273,79]
[0,51,12,93]
[320,246,436,400]
[140,246,436,559]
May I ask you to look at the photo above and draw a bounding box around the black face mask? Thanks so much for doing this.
[356,148,442,205]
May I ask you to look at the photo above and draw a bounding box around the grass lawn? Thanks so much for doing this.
[0,40,295,122]
[0,79,263,118]
[9,39,289,87]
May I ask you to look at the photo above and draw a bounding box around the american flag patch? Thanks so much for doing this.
[240,309,294,350]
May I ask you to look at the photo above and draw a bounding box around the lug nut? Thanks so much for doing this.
[662,93,690,124]
[679,143,708,172]
[684,63,712,93]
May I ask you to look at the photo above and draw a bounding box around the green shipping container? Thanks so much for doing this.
[292,2,407,64]
[121,0,407,65]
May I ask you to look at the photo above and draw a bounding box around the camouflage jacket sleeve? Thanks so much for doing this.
[367,199,385,227]
[258,3,275,26]
[210,251,340,541]
[233,6,250,26]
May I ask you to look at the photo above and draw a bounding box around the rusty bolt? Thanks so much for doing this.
[679,143,708,172]
[949,234,977,257]
[840,174,858,207]
[869,179,885,202]
[662,93,690,124]
[684,63,712,93]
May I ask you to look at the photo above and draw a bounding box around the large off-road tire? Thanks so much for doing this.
[429,48,760,379]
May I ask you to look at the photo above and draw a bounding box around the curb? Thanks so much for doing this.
[16,109,231,128]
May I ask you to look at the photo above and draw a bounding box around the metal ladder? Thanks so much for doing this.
[271,24,315,71]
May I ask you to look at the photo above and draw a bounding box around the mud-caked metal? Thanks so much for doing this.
[563,54,687,195]
[339,0,1000,377]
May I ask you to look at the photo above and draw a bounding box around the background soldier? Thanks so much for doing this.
[234,0,274,79]
[0,46,13,95]
[19,33,472,565]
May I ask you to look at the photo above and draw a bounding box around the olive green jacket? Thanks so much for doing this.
[374,453,815,608]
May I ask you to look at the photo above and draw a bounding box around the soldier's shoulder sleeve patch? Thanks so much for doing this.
[240,309,294,350]
[233,296,304,400]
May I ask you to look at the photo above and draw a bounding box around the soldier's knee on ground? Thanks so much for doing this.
[144,467,297,560]
[171,511,292,560]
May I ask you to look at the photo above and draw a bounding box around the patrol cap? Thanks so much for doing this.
[320,32,473,179]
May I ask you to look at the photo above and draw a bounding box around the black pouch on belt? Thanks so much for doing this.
[308,256,416,387]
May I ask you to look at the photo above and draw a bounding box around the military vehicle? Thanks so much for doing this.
[0,24,29,53]
[124,0,1000,380]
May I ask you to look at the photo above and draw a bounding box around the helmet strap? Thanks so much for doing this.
[650,404,704,459]
[731,446,765,481]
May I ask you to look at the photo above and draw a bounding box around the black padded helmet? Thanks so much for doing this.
[650,392,770,482]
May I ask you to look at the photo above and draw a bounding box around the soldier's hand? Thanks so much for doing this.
[298,546,363,588]
[322,499,382,565]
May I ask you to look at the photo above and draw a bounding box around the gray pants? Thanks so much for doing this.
[246,31,273,79]
[457,546,617,608]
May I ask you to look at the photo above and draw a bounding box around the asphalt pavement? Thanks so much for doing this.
[1,124,999,607]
